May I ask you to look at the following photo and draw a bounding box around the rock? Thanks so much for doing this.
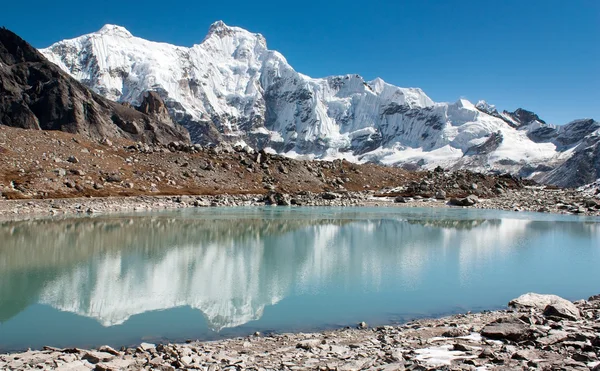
[511,349,537,361]
[588,294,600,302]
[543,302,580,321]
[442,327,469,337]
[69,169,85,176]
[481,321,532,342]
[322,192,338,200]
[139,342,156,351]
[105,174,122,183]
[180,355,193,367]
[297,339,323,350]
[434,190,446,200]
[55,168,67,177]
[509,293,577,314]
[394,196,407,203]
[67,156,79,163]
[82,350,114,364]
[95,359,135,371]
[55,361,90,371]
[449,195,478,207]
[478,348,496,359]
[452,343,470,352]
[536,330,569,346]
[358,321,368,329]
[97,345,120,356]
[275,192,291,206]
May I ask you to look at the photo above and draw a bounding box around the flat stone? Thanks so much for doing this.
[55,360,91,371]
[139,342,156,351]
[442,327,470,337]
[536,330,569,346]
[481,321,532,342]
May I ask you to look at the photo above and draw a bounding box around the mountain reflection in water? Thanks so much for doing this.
[0,207,598,350]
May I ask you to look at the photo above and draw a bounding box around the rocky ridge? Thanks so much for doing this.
[1,293,598,370]
[0,27,189,145]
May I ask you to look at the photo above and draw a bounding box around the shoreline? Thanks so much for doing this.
[1,293,598,370]
[1,187,600,222]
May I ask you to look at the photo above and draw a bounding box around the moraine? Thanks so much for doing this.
[0,206,598,352]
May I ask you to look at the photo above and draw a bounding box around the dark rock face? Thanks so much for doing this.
[0,28,189,145]
[503,108,546,127]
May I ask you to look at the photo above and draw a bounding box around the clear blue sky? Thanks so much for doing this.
[3,0,598,124]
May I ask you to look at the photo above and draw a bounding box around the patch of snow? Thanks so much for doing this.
[414,344,476,367]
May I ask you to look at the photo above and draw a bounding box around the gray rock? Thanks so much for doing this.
[509,293,574,311]
[67,156,79,163]
[543,301,580,321]
[442,327,469,337]
[296,339,323,350]
[435,190,446,200]
[139,342,156,351]
[536,330,569,346]
[481,321,532,342]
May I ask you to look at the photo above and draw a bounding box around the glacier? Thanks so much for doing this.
[40,21,600,186]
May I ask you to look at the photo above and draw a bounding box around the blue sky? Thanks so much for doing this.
[3,0,598,124]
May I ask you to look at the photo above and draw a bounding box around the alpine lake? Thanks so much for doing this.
[1,206,599,352]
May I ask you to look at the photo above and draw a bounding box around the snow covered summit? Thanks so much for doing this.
[41,22,599,187]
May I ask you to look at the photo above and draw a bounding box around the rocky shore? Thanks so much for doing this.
[1,124,599,219]
[1,185,599,221]
[1,293,598,370]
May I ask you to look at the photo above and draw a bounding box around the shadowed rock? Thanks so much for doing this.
[0,27,190,145]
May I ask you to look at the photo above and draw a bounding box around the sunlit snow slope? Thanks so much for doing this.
[41,22,600,186]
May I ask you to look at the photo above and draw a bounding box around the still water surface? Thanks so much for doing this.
[0,207,599,351]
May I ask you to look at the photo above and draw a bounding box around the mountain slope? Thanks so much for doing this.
[0,27,189,145]
[40,22,599,186]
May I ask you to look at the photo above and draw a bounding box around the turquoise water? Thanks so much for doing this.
[0,207,599,351]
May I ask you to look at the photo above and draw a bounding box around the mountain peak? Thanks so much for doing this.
[96,24,133,38]
[203,21,267,48]
[206,20,237,38]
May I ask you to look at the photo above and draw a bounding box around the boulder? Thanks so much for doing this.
[481,320,533,342]
[448,195,478,207]
[543,301,580,321]
[509,293,578,314]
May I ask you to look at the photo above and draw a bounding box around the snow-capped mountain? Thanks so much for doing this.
[40,22,599,187]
